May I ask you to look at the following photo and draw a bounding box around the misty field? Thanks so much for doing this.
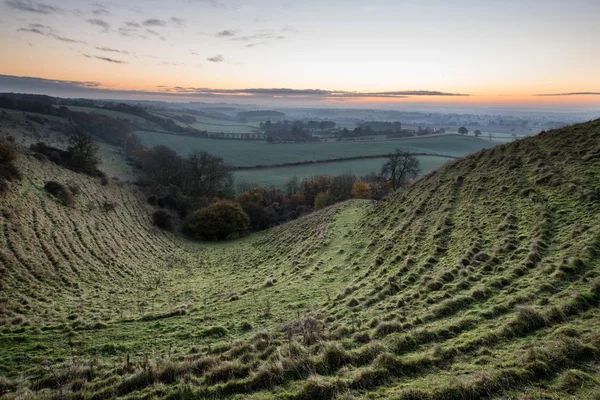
[234,155,451,187]
[136,131,493,166]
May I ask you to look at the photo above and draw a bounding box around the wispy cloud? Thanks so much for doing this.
[171,17,184,26]
[0,74,470,100]
[232,33,286,41]
[535,92,600,97]
[5,0,61,14]
[96,46,129,54]
[207,54,224,62]
[216,29,236,37]
[145,29,166,40]
[118,27,146,38]
[187,0,226,8]
[94,56,128,64]
[125,21,140,27]
[157,87,470,98]
[17,23,86,44]
[142,18,165,27]
[92,7,110,16]
[87,18,110,31]
[0,74,102,91]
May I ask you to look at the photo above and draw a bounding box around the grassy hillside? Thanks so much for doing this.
[1,120,600,399]
[136,131,493,166]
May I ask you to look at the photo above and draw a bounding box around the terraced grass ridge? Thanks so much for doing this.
[1,120,600,399]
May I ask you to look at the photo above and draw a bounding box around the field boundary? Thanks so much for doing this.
[231,152,457,170]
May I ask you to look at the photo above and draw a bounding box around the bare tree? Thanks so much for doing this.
[184,151,232,198]
[381,150,421,191]
[67,129,100,172]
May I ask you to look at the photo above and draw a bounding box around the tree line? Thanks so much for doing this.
[125,133,422,240]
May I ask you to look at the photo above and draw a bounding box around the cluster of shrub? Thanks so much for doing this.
[0,137,21,195]
[124,133,390,240]
[339,121,411,138]
[260,120,322,143]
[30,130,104,177]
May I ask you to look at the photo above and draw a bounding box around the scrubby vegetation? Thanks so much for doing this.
[185,200,250,240]
[1,120,600,399]
[0,139,20,195]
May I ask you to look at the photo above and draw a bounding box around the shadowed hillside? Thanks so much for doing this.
[1,120,600,399]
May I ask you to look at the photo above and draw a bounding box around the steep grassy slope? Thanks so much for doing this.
[1,120,600,399]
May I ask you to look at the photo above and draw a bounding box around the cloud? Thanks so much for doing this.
[187,0,226,8]
[232,32,286,42]
[53,34,82,43]
[0,74,102,94]
[535,92,600,96]
[125,21,140,27]
[96,46,129,54]
[216,29,236,37]
[142,18,166,27]
[207,54,224,62]
[92,7,110,16]
[94,56,128,64]
[87,18,110,31]
[5,0,61,14]
[17,24,86,44]
[171,17,184,26]
[156,87,469,98]
[119,27,144,38]
[0,74,470,102]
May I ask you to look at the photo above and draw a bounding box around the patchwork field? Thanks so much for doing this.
[136,131,494,166]
[233,155,451,188]
[1,120,600,399]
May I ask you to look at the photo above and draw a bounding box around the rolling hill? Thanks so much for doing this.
[1,119,600,399]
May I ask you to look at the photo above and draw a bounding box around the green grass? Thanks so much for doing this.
[136,131,494,166]
[234,155,451,187]
[1,120,600,399]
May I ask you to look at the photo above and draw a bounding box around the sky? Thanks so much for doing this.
[0,0,599,108]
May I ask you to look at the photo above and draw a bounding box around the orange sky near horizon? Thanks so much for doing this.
[1,0,599,108]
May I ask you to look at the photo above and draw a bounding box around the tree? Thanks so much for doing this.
[67,129,100,173]
[352,182,372,199]
[285,176,299,197]
[123,133,143,155]
[186,200,249,240]
[0,140,16,164]
[314,191,333,210]
[473,130,482,138]
[380,150,421,191]
[139,145,182,187]
[458,127,469,135]
[184,151,233,198]
[329,172,356,202]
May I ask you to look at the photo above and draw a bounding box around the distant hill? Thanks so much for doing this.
[1,119,600,399]
[237,110,285,120]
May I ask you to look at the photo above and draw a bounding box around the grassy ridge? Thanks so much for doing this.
[1,120,600,399]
